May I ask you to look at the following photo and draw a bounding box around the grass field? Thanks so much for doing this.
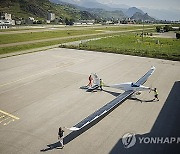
[0,29,100,45]
[73,34,180,61]
[0,34,105,55]
[0,25,154,55]
[1,25,178,61]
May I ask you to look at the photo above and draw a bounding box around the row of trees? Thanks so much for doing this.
[156,25,180,39]
[156,25,180,33]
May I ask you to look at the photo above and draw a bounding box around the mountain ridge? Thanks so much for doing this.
[0,0,96,20]
[0,0,156,22]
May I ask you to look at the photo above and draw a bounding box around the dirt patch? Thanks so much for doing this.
[151,32,176,39]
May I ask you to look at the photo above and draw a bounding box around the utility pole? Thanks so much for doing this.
[142,19,144,42]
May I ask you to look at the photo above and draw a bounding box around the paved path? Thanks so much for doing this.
[0,48,179,154]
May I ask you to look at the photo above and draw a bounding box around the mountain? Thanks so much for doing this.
[125,7,144,17]
[50,0,127,20]
[50,0,112,10]
[131,12,156,21]
[141,7,180,21]
[0,0,96,20]
[86,8,126,20]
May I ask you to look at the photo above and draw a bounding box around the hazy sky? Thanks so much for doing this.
[98,0,180,10]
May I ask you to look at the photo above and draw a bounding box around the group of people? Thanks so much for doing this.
[87,74,104,91]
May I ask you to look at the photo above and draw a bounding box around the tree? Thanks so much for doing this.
[65,18,69,25]
[69,18,74,25]
[156,26,161,32]
[176,33,180,39]
[163,25,172,32]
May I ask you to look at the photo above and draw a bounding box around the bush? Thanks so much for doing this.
[176,33,180,39]
[156,26,161,32]
[163,25,172,32]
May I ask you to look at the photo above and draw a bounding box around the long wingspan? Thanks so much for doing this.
[135,66,155,86]
[68,67,155,131]
[68,90,134,131]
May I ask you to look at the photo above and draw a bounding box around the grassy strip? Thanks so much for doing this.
[0,29,100,45]
[0,35,105,55]
[0,28,155,55]
[0,25,155,45]
[65,34,180,61]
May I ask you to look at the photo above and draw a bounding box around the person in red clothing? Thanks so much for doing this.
[87,74,93,87]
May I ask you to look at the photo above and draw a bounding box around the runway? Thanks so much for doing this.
[0,48,179,154]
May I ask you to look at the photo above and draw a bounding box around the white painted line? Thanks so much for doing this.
[0,110,19,120]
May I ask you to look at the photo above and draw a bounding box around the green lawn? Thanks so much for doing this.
[0,35,102,55]
[0,29,100,44]
[76,34,180,61]
[0,25,155,45]
[1,25,167,59]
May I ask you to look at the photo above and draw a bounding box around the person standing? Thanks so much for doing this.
[87,75,93,87]
[153,88,159,101]
[58,127,64,148]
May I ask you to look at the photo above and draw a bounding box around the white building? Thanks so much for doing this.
[74,20,95,25]
[47,13,55,21]
[0,12,11,20]
[0,19,15,29]
[5,13,11,20]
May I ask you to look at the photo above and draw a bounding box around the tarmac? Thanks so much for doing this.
[0,48,179,154]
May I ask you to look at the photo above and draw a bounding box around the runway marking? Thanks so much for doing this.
[0,110,19,120]
[0,117,10,123]
[4,119,15,126]
[0,110,19,126]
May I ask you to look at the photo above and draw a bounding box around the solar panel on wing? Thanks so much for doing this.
[71,90,134,130]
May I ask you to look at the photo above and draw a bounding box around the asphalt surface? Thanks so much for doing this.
[0,48,179,154]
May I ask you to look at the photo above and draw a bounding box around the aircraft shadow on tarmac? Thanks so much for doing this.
[102,89,121,97]
[109,81,180,154]
[129,97,155,103]
[40,141,62,152]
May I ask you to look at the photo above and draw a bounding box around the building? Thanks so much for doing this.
[0,12,11,20]
[0,20,15,29]
[5,13,11,20]
[74,20,95,25]
[47,13,55,21]
[0,12,14,28]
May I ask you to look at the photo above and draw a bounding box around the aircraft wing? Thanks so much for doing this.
[68,90,134,131]
[135,66,155,86]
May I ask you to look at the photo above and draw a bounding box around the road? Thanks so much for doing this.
[0,48,179,154]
